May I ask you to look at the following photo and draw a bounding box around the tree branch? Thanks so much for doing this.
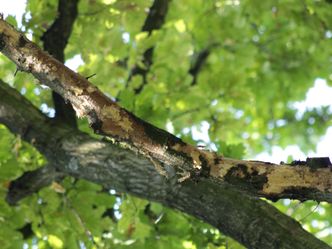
[189,43,219,86]
[0,80,329,249]
[1,18,332,203]
[189,48,211,85]
[6,164,65,205]
[126,0,169,94]
[3,0,81,202]
[41,0,79,128]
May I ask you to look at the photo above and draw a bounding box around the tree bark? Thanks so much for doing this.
[1,16,332,247]
[0,81,329,249]
[0,18,332,202]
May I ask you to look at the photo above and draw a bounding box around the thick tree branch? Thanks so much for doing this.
[0,80,329,249]
[6,164,65,205]
[127,0,169,94]
[1,18,332,203]
[41,0,79,128]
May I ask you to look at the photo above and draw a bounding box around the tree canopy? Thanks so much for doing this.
[0,0,332,248]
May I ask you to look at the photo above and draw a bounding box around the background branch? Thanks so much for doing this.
[41,0,79,128]
[126,0,169,94]
[1,0,81,203]
[189,43,219,86]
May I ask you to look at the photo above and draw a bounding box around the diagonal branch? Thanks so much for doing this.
[1,18,332,203]
[0,79,329,249]
[41,0,79,128]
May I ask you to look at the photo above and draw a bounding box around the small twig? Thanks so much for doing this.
[298,202,320,222]
[85,73,97,80]
[14,68,19,76]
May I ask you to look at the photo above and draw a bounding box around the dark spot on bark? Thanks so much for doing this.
[249,169,267,189]
[0,33,6,50]
[214,157,222,165]
[127,109,190,164]
[290,160,306,166]
[18,35,27,47]
[224,164,267,190]
[129,109,185,148]
[88,110,104,135]
[250,160,273,165]
[144,124,169,145]
[169,145,192,163]
[198,154,210,177]
[281,187,318,202]
[238,163,246,168]
[17,57,26,65]
[129,111,169,145]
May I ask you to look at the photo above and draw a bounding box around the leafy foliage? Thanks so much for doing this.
[0,0,332,248]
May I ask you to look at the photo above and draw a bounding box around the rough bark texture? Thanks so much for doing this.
[0,18,332,202]
[0,81,329,249]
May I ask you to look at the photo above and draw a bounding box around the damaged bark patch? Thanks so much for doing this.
[87,110,103,134]
[224,164,268,190]
[198,154,210,177]
[142,118,174,146]
[18,35,28,47]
